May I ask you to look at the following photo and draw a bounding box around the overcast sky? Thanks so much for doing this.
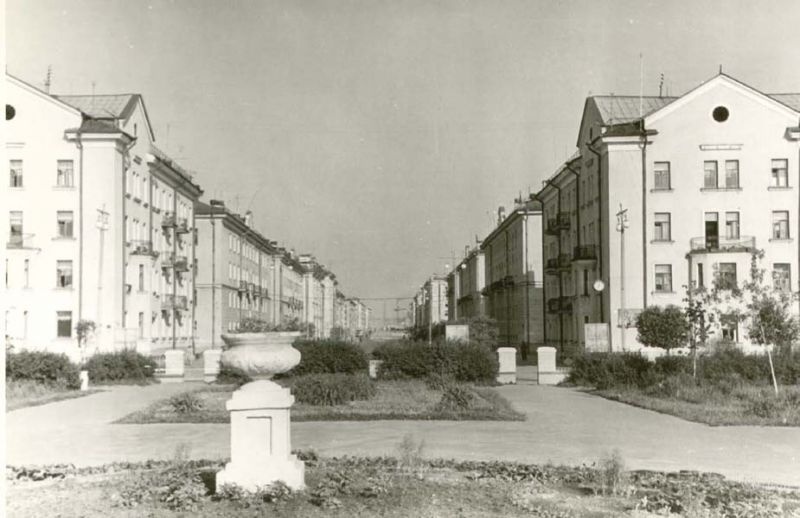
[7,0,800,323]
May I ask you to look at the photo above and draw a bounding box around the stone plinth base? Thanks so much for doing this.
[162,350,185,383]
[368,359,383,379]
[80,370,89,391]
[216,380,305,492]
[203,349,222,383]
[537,347,557,385]
[496,347,517,384]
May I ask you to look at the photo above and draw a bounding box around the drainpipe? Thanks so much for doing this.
[76,129,84,324]
[639,120,649,309]
[544,178,564,356]
[211,209,216,348]
[585,140,605,325]
[530,192,546,350]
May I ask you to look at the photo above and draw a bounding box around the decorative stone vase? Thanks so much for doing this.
[216,331,306,492]
[220,332,302,379]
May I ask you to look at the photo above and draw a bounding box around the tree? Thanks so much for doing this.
[635,305,689,354]
[75,319,97,363]
[683,285,715,378]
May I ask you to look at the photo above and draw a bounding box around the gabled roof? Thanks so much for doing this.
[6,73,83,117]
[769,93,800,112]
[591,96,677,125]
[56,93,156,142]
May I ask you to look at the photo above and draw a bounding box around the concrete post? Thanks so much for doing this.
[203,349,222,383]
[162,349,185,383]
[79,370,89,391]
[368,359,383,379]
[537,346,567,385]
[496,347,517,384]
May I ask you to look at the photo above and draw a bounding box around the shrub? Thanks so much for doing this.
[696,347,769,384]
[6,350,80,389]
[635,305,689,353]
[169,392,204,414]
[436,385,475,411]
[568,353,657,390]
[83,350,157,383]
[654,355,692,378]
[288,340,368,376]
[292,373,376,406]
[216,363,252,386]
[373,339,498,383]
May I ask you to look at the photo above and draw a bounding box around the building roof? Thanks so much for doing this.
[769,93,800,112]
[55,94,140,120]
[74,118,133,135]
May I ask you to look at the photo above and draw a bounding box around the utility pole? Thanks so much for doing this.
[428,276,433,345]
[615,204,628,351]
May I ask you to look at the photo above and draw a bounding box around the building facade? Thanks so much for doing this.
[412,276,448,330]
[447,247,486,322]
[3,74,202,359]
[535,73,800,358]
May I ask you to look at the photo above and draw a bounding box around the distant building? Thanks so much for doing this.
[412,276,448,330]
[3,74,202,358]
[479,204,544,353]
[447,246,486,322]
[535,73,800,357]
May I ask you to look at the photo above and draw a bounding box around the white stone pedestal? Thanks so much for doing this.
[496,347,517,384]
[80,370,89,391]
[537,347,566,385]
[162,350,185,383]
[203,349,222,383]
[368,359,384,379]
[216,380,305,491]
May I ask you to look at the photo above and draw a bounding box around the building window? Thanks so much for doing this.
[57,311,72,338]
[57,160,74,187]
[772,211,790,239]
[720,314,738,342]
[653,213,671,241]
[138,312,145,338]
[717,263,737,290]
[724,160,739,189]
[654,264,672,292]
[56,260,73,288]
[653,162,670,190]
[9,211,23,246]
[725,212,740,239]
[697,263,704,288]
[138,264,145,291]
[773,264,791,293]
[771,159,788,187]
[9,160,23,187]
[57,211,74,238]
[703,161,718,188]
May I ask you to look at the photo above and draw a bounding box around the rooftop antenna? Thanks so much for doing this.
[719,64,723,74]
[638,53,644,118]
[44,66,52,93]
[658,73,664,98]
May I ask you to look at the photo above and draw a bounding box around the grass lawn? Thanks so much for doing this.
[7,453,799,517]
[6,380,103,411]
[590,383,800,427]
[115,379,524,424]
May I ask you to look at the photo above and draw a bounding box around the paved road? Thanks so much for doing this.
[6,381,800,486]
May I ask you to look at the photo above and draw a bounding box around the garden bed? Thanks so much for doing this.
[115,379,524,424]
[5,379,103,411]
[7,452,799,517]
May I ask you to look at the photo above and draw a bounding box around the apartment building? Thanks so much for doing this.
[535,73,800,357]
[194,200,279,350]
[447,246,486,321]
[412,276,448,329]
[3,74,202,359]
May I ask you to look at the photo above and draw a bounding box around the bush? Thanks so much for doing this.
[635,305,689,353]
[568,353,657,390]
[292,373,376,406]
[436,385,475,411]
[83,350,157,383]
[288,340,368,376]
[216,363,252,386]
[654,355,692,378]
[6,350,80,389]
[373,339,498,384]
[169,392,204,414]
[696,347,769,384]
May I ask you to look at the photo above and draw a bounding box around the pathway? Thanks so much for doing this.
[6,381,800,487]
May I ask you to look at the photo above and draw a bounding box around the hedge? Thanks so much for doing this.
[287,340,368,376]
[373,340,498,384]
[291,373,376,406]
[6,350,81,389]
[83,350,157,384]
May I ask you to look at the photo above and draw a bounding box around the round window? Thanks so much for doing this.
[712,106,729,122]
[5,104,15,121]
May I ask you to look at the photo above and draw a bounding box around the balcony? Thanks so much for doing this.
[6,233,35,249]
[175,217,190,234]
[547,296,573,314]
[545,254,571,275]
[161,294,188,311]
[573,245,597,262]
[238,280,248,293]
[161,252,189,271]
[130,240,158,257]
[689,235,756,254]
[161,212,176,228]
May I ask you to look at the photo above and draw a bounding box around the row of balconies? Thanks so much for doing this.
[161,212,191,234]
[547,296,573,314]
[545,246,598,275]
[544,212,571,235]
[238,280,269,299]
[161,294,189,311]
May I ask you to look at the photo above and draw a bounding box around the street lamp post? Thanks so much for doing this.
[615,204,628,351]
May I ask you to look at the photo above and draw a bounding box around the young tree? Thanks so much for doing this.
[683,285,715,378]
[75,319,97,363]
[635,305,689,354]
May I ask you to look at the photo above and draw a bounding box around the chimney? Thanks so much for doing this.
[497,206,506,224]
[209,199,225,207]
[244,210,253,227]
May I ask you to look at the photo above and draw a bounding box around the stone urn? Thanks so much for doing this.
[216,331,306,491]
[220,331,302,379]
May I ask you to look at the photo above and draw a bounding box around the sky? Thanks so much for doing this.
[7,0,800,324]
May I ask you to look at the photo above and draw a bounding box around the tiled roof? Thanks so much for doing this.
[769,93,800,112]
[591,96,677,124]
[78,119,127,134]
[55,94,139,119]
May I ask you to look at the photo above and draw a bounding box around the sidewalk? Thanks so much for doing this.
[6,382,800,486]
